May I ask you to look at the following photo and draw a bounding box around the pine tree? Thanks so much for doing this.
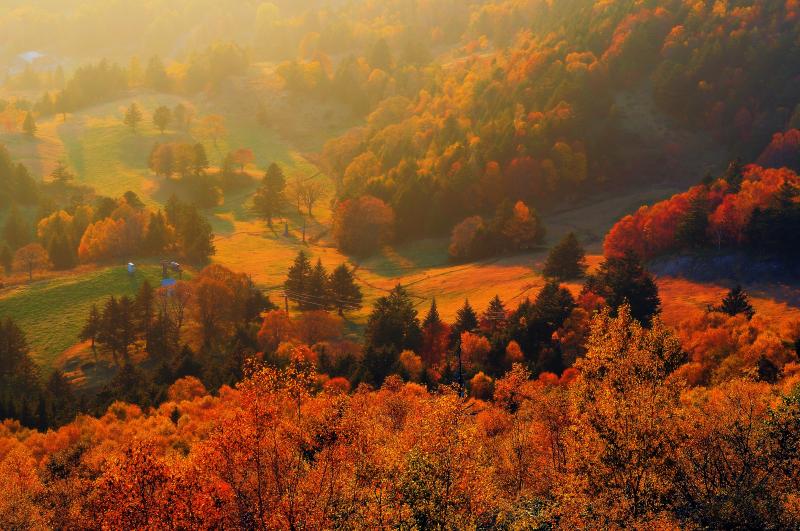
[451,299,479,345]
[482,295,507,332]
[307,259,331,310]
[50,160,74,184]
[285,250,312,308]
[543,232,587,280]
[253,162,286,228]
[123,102,143,131]
[134,280,155,336]
[584,251,661,325]
[364,284,422,352]
[23,112,37,137]
[143,211,170,255]
[717,285,755,319]
[423,298,442,328]
[329,263,363,315]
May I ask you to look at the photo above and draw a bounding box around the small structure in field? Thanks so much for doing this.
[127,262,136,275]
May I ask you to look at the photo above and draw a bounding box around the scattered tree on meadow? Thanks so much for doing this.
[715,285,755,320]
[284,250,312,308]
[584,251,660,325]
[543,232,587,281]
[50,160,74,185]
[231,148,254,173]
[329,263,363,315]
[22,112,36,137]
[253,163,286,228]
[124,102,143,132]
[152,105,172,134]
[307,259,331,310]
[80,303,101,353]
[333,195,394,255]
[12,243,50,280]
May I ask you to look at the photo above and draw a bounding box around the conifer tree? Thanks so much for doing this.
[717,285,755,320]
[482,295,507,333]
[423,298,442,328]
[143,211,170,255]
[253,162,286,228]
[307,259,331,310]
[329,263,363,315]
[23,112,36,137]
[80,304,101,353]
[451,299,479,345]
[364,284,422,352]
[134,280,155,336]
[284,250,312,308]
[543,232,587,281]
[585,251,661,325]
[50,160,74,185]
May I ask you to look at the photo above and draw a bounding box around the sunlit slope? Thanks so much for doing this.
[0,264,166,371]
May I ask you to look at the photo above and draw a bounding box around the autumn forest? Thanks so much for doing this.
[2,0,800,528]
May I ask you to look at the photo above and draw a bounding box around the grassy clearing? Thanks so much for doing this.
[0,264,166,371]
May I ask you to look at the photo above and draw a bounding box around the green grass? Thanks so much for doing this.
[0,264,167,371]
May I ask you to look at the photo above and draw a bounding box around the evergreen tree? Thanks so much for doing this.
[23,112,36,137]
[50,160,74,185]
[307,259,331,310]
[142,211,170,255]
[452,299,479,339]
[329,263,363,315]
[585,251,661,325]
[284,250,312,308]
[365,284,422,353]
[152,105,172,133]
[717,285,755,320]
[423,298,442,328]
[134,280,155,337]
[675,194,710,250]
[171,202,215,263]
[80,304,101,353]
[482,295,507,333]
[123,102,143,131]
[253,162,286,228]
[543,232,587,280]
